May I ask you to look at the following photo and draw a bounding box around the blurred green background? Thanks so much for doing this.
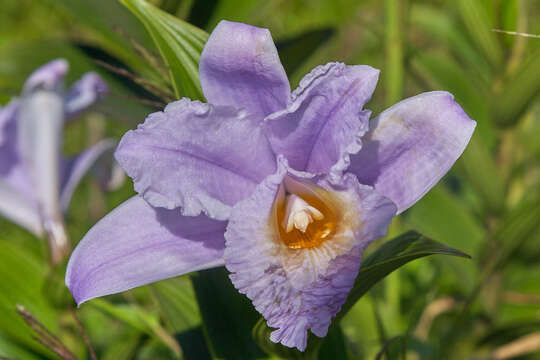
[1,0,540,359]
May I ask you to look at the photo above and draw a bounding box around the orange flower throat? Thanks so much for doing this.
[273,181,339,249]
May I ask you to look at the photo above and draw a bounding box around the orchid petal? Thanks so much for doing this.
[0,101,41,234]
[115,98,276,220]
[18,90,65,230]
[65,72,108,118]
[60,139,117,212]
[0,100,34,198]
[23,59,68,93]
[265,63,378,175]
[224,157,396,351]
[349,91,476,214]
[0,179,41,236]
[199,20,290,119]
[0,99,17,145]
[66,196,227,305]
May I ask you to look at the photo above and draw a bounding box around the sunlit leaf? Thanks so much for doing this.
[120,0,208,100]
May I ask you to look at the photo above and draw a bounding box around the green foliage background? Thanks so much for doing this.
[0,0,539,359]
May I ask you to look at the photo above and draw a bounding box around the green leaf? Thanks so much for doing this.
[317,324,349,360]
[456,0,503,67]
[405,186,484,257]
[0,334,43,360]
[47,0,160,82]
[174,326,213,360]
[493,46,540,127]
[120,0,208,100]
[409,4,491,83]
[375,335,407,360]
[490,196,540,271]
[89,299,182,358]
[338,231,470,319]
[191,267,265,360]
[101,330,141,360]
[0,238,58,355]
[150,277,201,334]
[459,136,506,214]
[404,186,484,290]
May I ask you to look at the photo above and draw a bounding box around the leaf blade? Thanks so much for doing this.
[120,0,208,100]
[338,231,470,319]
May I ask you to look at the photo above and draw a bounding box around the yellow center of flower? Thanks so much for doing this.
[274,180,339,249]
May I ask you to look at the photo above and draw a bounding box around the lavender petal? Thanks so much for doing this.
[23,59,68,93]
[115,98,276,220]
[60,139,117,212]
[200,20,290,119]
[349,91,476,213]
[0,179,42,236]
[224,158,395,351]
[265,63,378,175]
[65,196,227,305]
[18,88,66,247]
[65,72,108,118]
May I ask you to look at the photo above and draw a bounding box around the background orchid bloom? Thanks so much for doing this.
[66,21,475,350]
[0,59,119,264]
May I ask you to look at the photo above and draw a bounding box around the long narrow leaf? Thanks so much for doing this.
[120,0,208,100]
[338,231,470,319]
[494,46,540,127]
[456,0,503,67]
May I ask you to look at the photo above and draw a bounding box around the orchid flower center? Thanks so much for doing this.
[274,179,339,249]
[282,194,324,233]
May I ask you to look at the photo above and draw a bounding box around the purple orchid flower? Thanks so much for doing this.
[65,21,476,350]
[0,59,119,264]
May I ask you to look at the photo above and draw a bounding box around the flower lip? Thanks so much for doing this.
[273,176,341,250]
